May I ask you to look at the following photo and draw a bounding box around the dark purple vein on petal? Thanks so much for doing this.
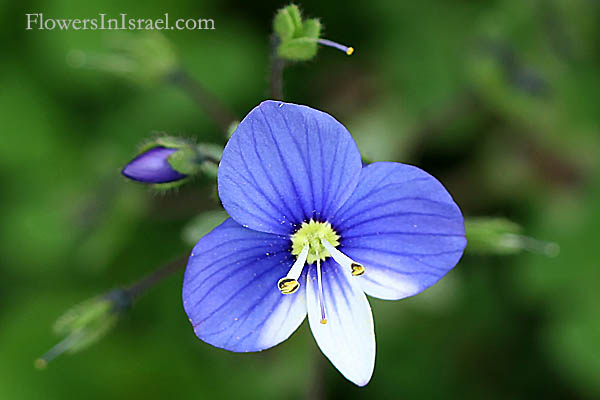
[195,265,278,323]
[249,118,302,223]
[259,107,307,221]
[281,109,316,219]
[235,131,291,222]
[342,232,464,240]
[186,250,287,287]
[340,211,460,232]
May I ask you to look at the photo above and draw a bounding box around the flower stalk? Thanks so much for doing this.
[36,256,188,369]
[166,69,237,134]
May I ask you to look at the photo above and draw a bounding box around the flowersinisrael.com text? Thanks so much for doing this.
[25,13,215,31]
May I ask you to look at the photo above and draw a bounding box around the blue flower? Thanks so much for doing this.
[122,146,186,184]
[182,101,466,386]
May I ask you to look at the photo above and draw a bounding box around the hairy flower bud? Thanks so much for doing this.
[122,146,187,184]
[121,136,222,188]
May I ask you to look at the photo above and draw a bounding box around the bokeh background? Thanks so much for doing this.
[1,0,599,399]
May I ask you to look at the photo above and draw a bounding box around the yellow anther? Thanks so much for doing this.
[346,47,354,56]
[277,278,300,294]
[351,263,365,276]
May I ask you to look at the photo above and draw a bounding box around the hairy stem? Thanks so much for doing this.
[125,255,189,301]
[167,69,237,134]
[305,343,326,400]
[269,35,286,100]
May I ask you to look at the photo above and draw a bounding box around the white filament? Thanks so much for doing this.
[284,245,309,280]
[321,239,359,271]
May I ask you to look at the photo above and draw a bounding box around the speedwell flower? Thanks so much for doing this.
[182,101,466,386]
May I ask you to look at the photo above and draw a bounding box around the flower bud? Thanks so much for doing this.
[122,136,223,188]
[122,146,187,184]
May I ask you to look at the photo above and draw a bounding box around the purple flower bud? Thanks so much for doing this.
[122,146,186,184]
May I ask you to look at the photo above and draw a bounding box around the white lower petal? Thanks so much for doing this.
[257,281,307,348]
[306,259,375,386]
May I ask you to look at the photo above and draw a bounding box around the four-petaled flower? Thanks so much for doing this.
[182,101,466,386]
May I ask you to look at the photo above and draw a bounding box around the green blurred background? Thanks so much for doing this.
[1,0,599,398]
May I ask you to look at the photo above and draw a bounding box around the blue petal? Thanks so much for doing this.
[122,146,186,183]
[218,101,362,235]
[332,162,466,300]
[306,260,375,386]
[182,218,307,352]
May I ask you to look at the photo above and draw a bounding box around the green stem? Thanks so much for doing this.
[269,35,286,100]
[167,69,237,134]
[125,255,189,301]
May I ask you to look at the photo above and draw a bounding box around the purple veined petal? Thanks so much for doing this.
[332,162,466,300]
[122,146,186,183]
[218,100,363,235]
[306,259,375,387]
[182,218,307,352]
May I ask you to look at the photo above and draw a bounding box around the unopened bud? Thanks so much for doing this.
[122,136,222,188]
[122,146,187,184]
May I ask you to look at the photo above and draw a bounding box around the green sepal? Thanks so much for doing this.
[278,37,319,61]
[273,5,299,41]
[135,135,222,188]
[287,4,303,33]
[273,4,322,61]
[52,290,128,354]
[149,178,192,192]
[302,18,321,39]
[137,135,189,154]
[167,146,202,175]
[195,143,223,179]
[465,217,523,255]
[464,217,558,257]
[70,32,178,86]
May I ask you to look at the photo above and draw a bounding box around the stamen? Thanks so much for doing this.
[278,245,309,295]
[321,239,365,276]
[317,39,354,56]
[316,250,327,324]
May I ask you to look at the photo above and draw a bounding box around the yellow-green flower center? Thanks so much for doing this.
[291,220,340,264]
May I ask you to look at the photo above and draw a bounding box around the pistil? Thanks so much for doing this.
[316,250,327,324]
[317,39,354,55]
